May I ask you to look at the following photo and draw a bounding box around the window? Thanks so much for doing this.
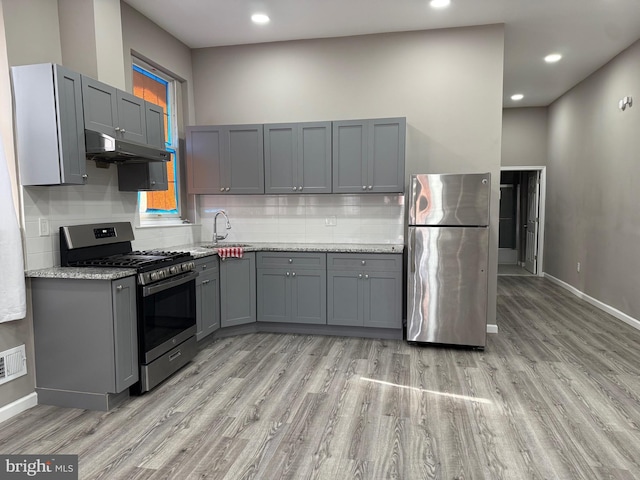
[132,59,180,221]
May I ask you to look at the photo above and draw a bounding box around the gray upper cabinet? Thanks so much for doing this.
[327,253,402,329]
[220,252,257,327]
[195,256,220,340]
[11,63,87,185]
[186,125,264,194]
[332,117,406,193]
[117,101,168,192]
[82,76,148,145]
[264,122,331,194]
[81,76,118,137]
[257,252,327,324]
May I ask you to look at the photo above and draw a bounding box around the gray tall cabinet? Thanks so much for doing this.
[333,118,406,193]
[31,276,138,411]
[264,122,332,194]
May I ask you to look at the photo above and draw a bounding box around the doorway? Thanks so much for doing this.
[498,167,546,276]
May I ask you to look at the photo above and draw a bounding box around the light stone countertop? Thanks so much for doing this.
[25,242,404,280]
[26,266,137,280]
[176,242,405,259]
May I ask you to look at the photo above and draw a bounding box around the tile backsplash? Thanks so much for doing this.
[199,194,405,245]
[21,162,405,271]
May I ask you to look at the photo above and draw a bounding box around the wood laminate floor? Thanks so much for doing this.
[2,276,640,479]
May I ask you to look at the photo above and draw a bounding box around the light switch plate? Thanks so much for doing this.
[38,218,50,236]
[325,216,337,226]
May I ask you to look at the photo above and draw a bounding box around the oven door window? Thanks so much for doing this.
[141,278,196,359]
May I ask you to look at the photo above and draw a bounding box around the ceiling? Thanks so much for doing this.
[123,0,640,107]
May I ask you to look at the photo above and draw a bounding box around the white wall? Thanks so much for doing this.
[0,0,36,412]
[501,107,548,167]
[547,38,640,320]
[192,26,505,324]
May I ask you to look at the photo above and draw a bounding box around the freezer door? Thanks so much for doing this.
[407,226,488,347]
[408,173,490,226]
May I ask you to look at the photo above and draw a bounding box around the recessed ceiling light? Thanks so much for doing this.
[511,94,524,101]
[251,13,270,25]
[430,0,451,8]
[544,53,562,63]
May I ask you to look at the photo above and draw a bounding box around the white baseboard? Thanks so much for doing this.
[0,392,37,424]
[543,273,640,332]
[487,324,498,334]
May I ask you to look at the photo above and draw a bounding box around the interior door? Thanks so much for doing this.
[525,171,540,274]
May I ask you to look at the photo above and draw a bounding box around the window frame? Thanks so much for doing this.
[132,58,182,225]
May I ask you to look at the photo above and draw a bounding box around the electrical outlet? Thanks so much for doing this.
[325,216,337,227]
[577,262,581,273]
[38,218,50,237]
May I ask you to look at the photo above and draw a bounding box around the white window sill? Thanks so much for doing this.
[136,220,199,229]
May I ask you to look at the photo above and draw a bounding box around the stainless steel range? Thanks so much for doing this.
[60,222,198,393]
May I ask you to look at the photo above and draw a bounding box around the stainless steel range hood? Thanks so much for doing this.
[85,130,169,163]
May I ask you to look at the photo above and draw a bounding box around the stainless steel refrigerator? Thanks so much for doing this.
[407,173,491,348]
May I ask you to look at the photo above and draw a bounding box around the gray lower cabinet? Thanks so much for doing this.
[11,63,87,186]
[327,253,402,329]
[195,256,220,340]
[332,117,406,194]
[31,276,138,410]
[220,252,257,327]
[186,125,264,194]
[264,122,332,194]
[257,252,327,324]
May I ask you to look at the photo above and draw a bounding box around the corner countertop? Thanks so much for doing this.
[25,242,404,280]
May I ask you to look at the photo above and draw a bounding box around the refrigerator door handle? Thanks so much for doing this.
[410,228,416,273]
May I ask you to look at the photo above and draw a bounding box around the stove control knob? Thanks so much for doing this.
[170,266,178,274]
[150,272,158,281]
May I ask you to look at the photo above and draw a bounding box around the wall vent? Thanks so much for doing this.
[0,345,27,386]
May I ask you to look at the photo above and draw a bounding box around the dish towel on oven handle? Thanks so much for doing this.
[217,246,244,260]
[0,133,26,323]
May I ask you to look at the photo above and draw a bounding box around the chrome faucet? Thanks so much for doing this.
[213,210,231,244]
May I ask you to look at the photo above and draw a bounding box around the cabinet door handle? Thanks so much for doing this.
[368,185,373,190]
[358,274,362,279]
[299,186,303,191]
[121,129,126,134]
[220,187,225,192]
[225,187,230,192]
[293,186,297,191]
[364,274,369,279]
[288,258,293,263]
[202,264,207,269]
[202,279,210,285]
[82,174,88,179]
[286,272,290,276]
[361,260,366,265]
[115,127,121,132]
[362,185,367,190]
[116,285,123,291]
[151,181,156,185]
[292,272,296,277]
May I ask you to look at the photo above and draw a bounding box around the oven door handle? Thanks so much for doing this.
[143,271,199,297]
